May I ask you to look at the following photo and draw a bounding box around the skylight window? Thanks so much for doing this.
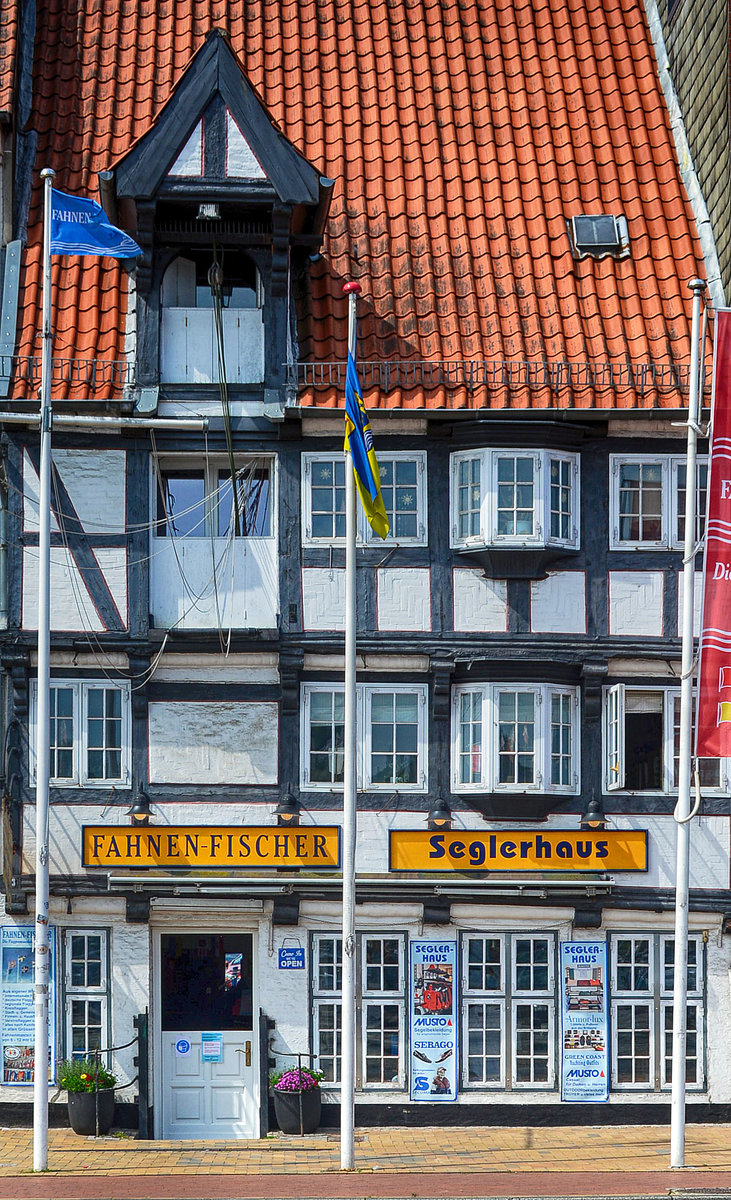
[569,214,629,259]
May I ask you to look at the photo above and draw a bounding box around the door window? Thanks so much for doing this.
[160,934,253,1031]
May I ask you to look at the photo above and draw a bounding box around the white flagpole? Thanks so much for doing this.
[33,166,55,1172]
[670,276,706,1169]
[340,280,360,1171]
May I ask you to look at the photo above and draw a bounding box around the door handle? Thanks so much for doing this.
[237,1042,252,1067]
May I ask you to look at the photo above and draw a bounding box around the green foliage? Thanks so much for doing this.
[56,1058,116,1093]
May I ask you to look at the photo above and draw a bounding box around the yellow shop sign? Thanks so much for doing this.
[389,829,648,872]
[82,825,340,869]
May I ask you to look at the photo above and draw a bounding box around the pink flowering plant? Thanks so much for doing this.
[269,1065,324,1092]
[57,1057,116,1093]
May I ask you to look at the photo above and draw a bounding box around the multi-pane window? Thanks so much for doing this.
[604,685,726,793]
[609,455,708,549]
[462,934,555,1090]
[154,458,273,539]
[312,934,405,1090]
[452,685,580,794]
[302,452,427,545]
[64,931,109,1063]
[302,684,428,791]
[610,934,704,1090]
[450,449,579,549]
[32,682,130,787]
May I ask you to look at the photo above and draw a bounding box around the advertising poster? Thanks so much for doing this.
[1,926,56,1086]
[409,940,457,1102]
[560,941,608,1102]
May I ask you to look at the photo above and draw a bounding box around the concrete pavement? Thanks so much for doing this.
[1,1122,731,1199]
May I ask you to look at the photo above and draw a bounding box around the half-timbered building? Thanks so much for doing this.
[0,0,730,1134]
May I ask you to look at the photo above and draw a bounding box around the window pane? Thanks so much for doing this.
[217,465,271,537]
[158,471,206,537]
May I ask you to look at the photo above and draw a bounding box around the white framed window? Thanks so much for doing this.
[63,930,110,1063]
[461,933,556,1090]
[452,684,580,794]
[30,681,131,787]
[312,933,406,1090]
[604,685,727,793]
[609,454,708,549]
[153,455,274,539]
[609,934,704,1091]
[302,451,427,545]
[301,684,428,792]
[450,449,579,549]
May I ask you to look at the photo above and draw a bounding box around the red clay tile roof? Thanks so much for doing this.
[8,0,709,408]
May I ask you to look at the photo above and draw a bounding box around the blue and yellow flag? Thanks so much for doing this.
[344,352,389,539]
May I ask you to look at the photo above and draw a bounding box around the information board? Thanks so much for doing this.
[560,941,609,1102]
[1,926,56,1086]
[409,940,457,1101]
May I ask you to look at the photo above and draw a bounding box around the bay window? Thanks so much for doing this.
[450,449,579,549]
[452,684,580,793]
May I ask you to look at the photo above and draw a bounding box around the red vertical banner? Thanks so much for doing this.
[697,309,731,755]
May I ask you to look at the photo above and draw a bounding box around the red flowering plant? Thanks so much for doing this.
[269,1066,324,1093]
[57,1058,116,1093]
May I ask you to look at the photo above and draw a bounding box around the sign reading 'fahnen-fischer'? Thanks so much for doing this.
[389,830,647,872]
[82,826,340,869]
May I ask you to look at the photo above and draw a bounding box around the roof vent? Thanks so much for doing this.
[569,214,629,259]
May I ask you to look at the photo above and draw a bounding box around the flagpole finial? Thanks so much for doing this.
[40,168,55,179]
[342,282,362,295]
[688,278,706,293]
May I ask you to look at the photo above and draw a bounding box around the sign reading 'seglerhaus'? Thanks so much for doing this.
[83,826,340,869]
[390,830,647,872]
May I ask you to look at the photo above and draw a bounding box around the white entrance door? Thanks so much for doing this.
[158,933,258,1139]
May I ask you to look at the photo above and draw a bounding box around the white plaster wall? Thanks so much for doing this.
[22,547,128,631]
[376,568,431,631]
[608,571,664,637]
[530,572,587,634]
[301,568,345,631]
[154,652,278,683]
[148,702,278,784]
[149,539,278,630]
[676,570,703,638]
[23,449,126,534]
[453,569,508,633]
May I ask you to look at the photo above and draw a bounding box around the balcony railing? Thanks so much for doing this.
[288,359,692,398]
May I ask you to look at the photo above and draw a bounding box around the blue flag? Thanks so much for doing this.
[50,190,142,258]
[344,352,389,539]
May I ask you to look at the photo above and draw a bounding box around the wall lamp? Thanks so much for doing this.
[275,792,300,827]
[581,794,605,831]
[427,798,452,830]
[126,788,152,827]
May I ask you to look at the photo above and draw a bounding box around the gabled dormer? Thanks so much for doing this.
[102,29,333,408]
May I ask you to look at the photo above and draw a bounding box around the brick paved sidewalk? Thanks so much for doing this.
[1,1124,731,1199]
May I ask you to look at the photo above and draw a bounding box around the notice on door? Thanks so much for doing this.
[83,825,340,869]
[409,940,457,1102]
[560,942,609,1102]
[201,1033,223,1063]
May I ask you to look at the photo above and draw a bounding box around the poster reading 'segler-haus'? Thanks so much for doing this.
[560,942,609,1102]
[409,940,457,1101]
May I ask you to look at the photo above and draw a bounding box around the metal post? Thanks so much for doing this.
[340,281,361,1171]
[33,166,55,1172]
[670,276,706,1168]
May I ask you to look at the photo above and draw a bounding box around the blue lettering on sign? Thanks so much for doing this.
[278,948,305,970]
[413,1075,429,1092]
